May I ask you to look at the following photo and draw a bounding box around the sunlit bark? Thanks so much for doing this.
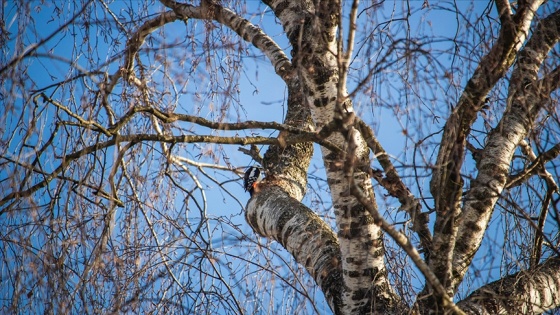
[452,9,560,292]
[2,1,560,314]
[262,0,405,312]
[426,1,545,305]
[457,258,560,314]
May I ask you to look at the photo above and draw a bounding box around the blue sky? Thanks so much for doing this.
[2,1,559,314]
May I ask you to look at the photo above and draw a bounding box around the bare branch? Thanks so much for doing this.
[540,65,560,95]
[506,141,560,190]
[430,1,542,292]
[428,0,546,297]
[0,1,93,75]
[355,118,432,253]
[123,10,180,76]
[349,177,464,315]
[530,186,554,268]
[452,8,560,291]
[159,0,293,80]
[0,133,324,209]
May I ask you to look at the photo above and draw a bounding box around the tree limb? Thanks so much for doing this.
[505,142,560,190]
[349,174,463,315]
[355,118,432,254]
[457,257,560,314]
[245,186,343,314]
[426,0,545,301]
[0,132,332,209]
[452,8,560,292]
[159,0,293,80]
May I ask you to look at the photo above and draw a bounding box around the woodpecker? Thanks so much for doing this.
[243,166,261,196]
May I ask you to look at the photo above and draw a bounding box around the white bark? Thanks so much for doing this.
[263,0,402,312]
[425,0,547,303]
[457,258,560,314]
[245,186,344,313]
[160,0,292,79]
[452,9,560,290]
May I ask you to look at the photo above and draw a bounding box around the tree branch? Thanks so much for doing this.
[0,1,93,75]
[495,0,513,28]
[355,118,432,254]
[530,185,554,268]
[539,65,560,95]
[0,132,330,209]
[426,0,545,300]
[349,176,463,315]
[452,8,560,292]
[505,141,560,190]
[124,10,180,77]
[245,186,343,314]
[457,257,560,314]
[159,0,293,80]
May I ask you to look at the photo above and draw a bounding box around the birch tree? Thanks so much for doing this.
[1,0,560,314]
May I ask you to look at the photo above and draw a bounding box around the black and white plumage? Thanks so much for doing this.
[243,166,261,196]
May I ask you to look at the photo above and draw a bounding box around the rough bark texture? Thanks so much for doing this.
[155,1,560,314]
[262,0,402,313]
[451,8,560,292]
[262,79,313,200]
[457,258,560,314]
[426,0,544,303]
[245,186,343,313]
